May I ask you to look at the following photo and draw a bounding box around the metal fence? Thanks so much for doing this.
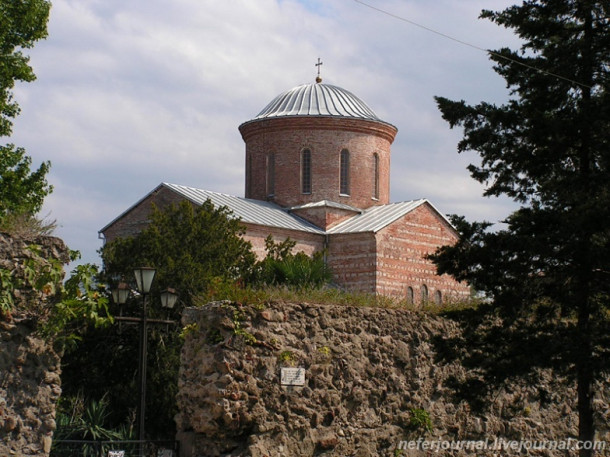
[50,440,179,457]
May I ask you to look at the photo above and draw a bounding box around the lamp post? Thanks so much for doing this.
[133,266,156,449]
[111,268,178,455]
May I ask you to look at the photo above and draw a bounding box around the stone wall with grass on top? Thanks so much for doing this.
[176,300,609,457]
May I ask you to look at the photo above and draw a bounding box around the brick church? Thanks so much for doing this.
[100,75,469,305]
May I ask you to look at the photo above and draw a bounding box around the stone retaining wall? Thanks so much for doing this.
[176,301,609,457]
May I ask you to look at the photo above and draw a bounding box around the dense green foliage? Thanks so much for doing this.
[0,0,51,136]
[0,147,52,225]
[430,1,609,453]
[101,200,257,307]
[0,0,53,230]
[255,235,332,290]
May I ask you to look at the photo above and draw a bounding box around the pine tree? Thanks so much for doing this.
[431,2,609,454]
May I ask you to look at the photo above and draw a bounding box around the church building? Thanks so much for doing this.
[100,74,469,305]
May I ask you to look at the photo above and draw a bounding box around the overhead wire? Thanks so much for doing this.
[351,0,593,89]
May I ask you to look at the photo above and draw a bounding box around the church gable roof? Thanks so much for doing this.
[161,183,325,234]
[326,200,455,234]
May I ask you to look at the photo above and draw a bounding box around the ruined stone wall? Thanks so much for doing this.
[0,233,69,456]
[176,301,610,457]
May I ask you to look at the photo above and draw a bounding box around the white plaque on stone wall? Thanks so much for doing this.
[280,367,305,386]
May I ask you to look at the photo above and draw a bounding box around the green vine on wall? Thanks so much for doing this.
[0,267,16,314]
[2,244,112,348]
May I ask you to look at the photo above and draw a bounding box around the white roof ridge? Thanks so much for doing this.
[288,199,362,213]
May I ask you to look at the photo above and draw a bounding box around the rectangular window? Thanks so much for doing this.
[246,154,252,197]
[373,153,379,199]
[340,149,350,195]
[302,149,311,194]
[266,153,275,197]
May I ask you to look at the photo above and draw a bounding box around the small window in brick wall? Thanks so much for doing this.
[406,287,414,305]
[340,149,350,195]
[434,290,442,305]
[301,149,312,194]
[246,154,252,196]
[373,153,380,199]
[266,153,275,197]
[421,284,428,303]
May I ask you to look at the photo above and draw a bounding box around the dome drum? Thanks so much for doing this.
[240,82,397,211]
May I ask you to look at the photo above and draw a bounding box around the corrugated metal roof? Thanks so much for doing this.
[252,83,385,122]
[164,183,324,234]
[327,200,429,234]
[100,183,454,238]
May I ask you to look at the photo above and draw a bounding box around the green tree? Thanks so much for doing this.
[0,0,52,229]
[101,200,257,305]
[61,200,258,439]
[431,1,609,454]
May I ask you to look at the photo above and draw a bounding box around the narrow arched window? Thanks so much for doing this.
[246,154,252,197]
[266,153,275,197]
[301,149,312,194]
[434,290,442,305]
[373,153,379,199]
[406,287,414,305]
[421,284,428,304]
[340,149,350,195]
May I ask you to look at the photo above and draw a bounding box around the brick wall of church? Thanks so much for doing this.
[374,204,470,303]
[242,224,325,260]
[101,188,468,303]
[102,187,186,243]
[240,117,396,211]
[327,232,377,293]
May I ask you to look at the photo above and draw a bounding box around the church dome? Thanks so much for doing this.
[252,83,384,122]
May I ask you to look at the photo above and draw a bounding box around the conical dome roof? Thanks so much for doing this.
[251,83,384,122]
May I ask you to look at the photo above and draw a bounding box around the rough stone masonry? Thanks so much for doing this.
[0,233,68,457]
[176,301,610,457]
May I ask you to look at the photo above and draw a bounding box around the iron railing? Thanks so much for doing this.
[50,440,179,457]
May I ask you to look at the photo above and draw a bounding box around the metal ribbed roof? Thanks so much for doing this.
[100,183,453,238]
[327,200,430,234]
[164,183,324,234]
[252,83,383,121]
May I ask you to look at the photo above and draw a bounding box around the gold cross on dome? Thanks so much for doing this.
[315,58,323,83]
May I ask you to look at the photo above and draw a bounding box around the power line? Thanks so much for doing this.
[352,0,592,89]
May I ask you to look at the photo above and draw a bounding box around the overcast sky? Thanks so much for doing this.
[9,0,522,267]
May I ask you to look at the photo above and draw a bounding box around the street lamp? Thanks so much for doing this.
[111,268,178,455]
[133,266,155,451]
